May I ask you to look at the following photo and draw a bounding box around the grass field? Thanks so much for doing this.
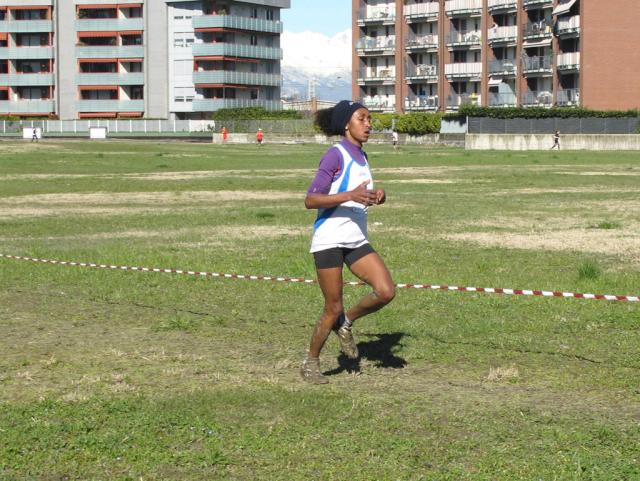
[0,140,639,481]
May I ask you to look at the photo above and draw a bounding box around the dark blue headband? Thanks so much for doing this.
[330,100,366,135]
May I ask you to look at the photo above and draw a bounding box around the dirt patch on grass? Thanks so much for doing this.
[383,179,456,185]
[490,187,640,196]
[443,229,640,259]
[127,169,314,181]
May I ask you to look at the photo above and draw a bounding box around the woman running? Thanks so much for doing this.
[301,100,396,384]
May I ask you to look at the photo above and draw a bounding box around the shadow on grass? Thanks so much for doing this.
[324,332,408,376]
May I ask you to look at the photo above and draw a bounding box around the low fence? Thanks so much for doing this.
[468,117,640,134]
[466,134,640,151]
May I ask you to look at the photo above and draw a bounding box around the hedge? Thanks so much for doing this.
[371,112,441,135]
[446,105,640,120]
[212,107,302,121]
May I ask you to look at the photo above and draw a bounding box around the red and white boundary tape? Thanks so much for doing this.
[1,253,639,303]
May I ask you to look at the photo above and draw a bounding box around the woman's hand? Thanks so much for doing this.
[374,188,386,205]
[350,181,377,206]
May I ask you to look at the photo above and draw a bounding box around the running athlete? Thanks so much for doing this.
[300,100,396,384]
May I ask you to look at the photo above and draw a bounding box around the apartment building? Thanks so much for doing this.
[352,0,640,113]
[0,0,289,119]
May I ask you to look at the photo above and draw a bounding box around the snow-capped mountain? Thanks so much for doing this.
[281,29,352,102]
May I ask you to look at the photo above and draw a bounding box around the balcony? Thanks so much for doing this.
[360,96,395,112]
[76,99,144,112]
[556,52,580,72]
[192,43,282,60]
[192,71,281,87]
[445,0,482,17]
[521,90,552,107]
[487,0,517,13]
[405,93,438,111]
[556,15,580,37]
[0,99,54,114]
[191,98,280,111]
[488,91,517,107]
[405,63,438,82]
[192,15,283,34]
[446,30,481,48]
[523,0,553,9]
[357,6,396,26]
[405,33,438,52]
[0,73,54,86]
[523,20,552,39]
[446,93,481,110]
[556,88,579,107]
[404,2,439,22]
[75,18,144,32]
[0,47,54,59]
[76,73,145,86]
[488,59,517,76]
[357,68,396,85]
[0,20,53,32]
[487,25,517,45]
[356,36,396,55]
[76,45,144,59]
[521,55,552,75]
[444,62,482,79]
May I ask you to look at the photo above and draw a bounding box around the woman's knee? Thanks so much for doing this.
[375,283,396,305]
[323,300,344,319]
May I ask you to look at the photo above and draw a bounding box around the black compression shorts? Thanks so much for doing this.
[313,244,376,270]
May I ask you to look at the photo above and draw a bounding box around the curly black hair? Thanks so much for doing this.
[314,107,339,136]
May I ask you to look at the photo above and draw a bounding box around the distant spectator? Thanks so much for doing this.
[31,128,38,143]
[551,130,560,150]
[256,128,264,146]
[221,126,228,144]
[391,130,399,152]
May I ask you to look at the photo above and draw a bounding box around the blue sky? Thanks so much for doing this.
[281,0,351,36]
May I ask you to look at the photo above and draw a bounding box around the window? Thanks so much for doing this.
[266,9,274,20]
[250,89,258,100]
[251,8,258,18]
[173,32,194,48]
[250,35,258,46]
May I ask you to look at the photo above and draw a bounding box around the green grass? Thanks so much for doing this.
[1,141,639,480]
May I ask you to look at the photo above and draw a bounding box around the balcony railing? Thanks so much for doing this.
[76,45,144,59]
[360,96,395,111]
[75,18,144,32]
[357,6,396,24]
[406,63,438,78]
[76,73,144,86]
[191,99,280,111]
[405,33,438,51]
[556,15,580,36]
[0,73,54,86]
[0,46,54,59]
[488,59,517,75]
[405,94,438,111]
[445,0,482,16]
[487,0,517,12]
[192,71,281,87]
[557,52,580,71]
[444,62,482,79]
[523,20,552,39]
[488,92,517,107]
[446,93,481,109]
[523,0,553,8]
[357,68,396,82]
[556,88,579,106]
[522,55,552,73]
[192,43,282,60]
[76,99,144,112]
[192,15,283,34]
[487,25,518,44]
[521,90,552,107]
[0,20,53,32]
[404,2,439,20]
[446,30,481,47]
[356,36,396,52]
[0,99,54,113]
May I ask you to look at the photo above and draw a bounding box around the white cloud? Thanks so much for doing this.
[281,29,352,76]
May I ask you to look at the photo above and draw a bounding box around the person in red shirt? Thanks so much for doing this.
[256,128,264,146]
[221,126,228,144]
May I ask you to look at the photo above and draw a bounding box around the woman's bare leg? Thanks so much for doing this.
[345,252,395,324]
[307,267,344,358]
